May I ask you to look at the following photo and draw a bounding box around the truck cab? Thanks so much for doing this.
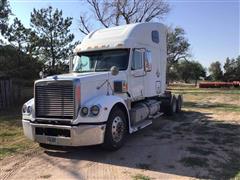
[22,22,182,150]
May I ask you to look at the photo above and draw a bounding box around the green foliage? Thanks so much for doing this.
[30,6,74,73]
[5,18,29,51]
[209,61,223,81]
[167,27,190,66]
[0,0,11,35]
[1,17,43,81]
[4,17,40,57]
[168,60,206,84]
[132,174,151,180]
[0,110,36,159]
[0,45,43,79]
[223,56,240,81]
[166,27,191,82]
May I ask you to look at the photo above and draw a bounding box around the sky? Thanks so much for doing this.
[9,0,240,68]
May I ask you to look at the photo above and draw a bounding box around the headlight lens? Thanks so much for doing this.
[22,105,27,113]
[81,107,88,116]
[22,104,32,114]
[27,106,32,114]
[90,105,100,116]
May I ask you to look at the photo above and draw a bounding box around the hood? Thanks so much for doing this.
[40,72,111,83]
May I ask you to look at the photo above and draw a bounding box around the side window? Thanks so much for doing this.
[131,49,143,70]
[152,30,159,43]
[144,50,152,72]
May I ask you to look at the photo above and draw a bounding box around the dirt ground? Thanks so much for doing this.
[1,87,240,180]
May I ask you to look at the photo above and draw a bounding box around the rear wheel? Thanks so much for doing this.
[163,95,177,116]
[102,107,127,151]
[176,95,183,113]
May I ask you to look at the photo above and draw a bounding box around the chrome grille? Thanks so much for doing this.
[35,81,74,119]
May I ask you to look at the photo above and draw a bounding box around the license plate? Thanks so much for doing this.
[46,137,57,144]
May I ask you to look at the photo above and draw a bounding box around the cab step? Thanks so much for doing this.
[131,119,152,133]
[149,112,164,119]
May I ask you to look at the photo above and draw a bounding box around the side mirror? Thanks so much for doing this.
[39,71,44,79]
[110,66,119,76]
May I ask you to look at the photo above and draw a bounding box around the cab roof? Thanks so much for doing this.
[74,22,166,53]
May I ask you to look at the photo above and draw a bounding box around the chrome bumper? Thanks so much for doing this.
[22,120,106,146]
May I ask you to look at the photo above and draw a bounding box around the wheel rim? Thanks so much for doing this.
[112,116,124,143]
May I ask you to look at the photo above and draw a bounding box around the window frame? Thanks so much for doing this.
[144,50,152,72]
[151,30,159,44]
[131,48,144,71]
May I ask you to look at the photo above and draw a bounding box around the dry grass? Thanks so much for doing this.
[170,85,240,179]
[0,84,239,179]
[0,108,36,159]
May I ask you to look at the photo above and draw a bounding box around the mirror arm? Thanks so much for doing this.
[69,55,74,73]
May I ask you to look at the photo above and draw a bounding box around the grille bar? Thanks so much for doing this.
[35,81,74,119]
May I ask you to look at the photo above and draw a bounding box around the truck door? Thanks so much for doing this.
[129,49,145,100]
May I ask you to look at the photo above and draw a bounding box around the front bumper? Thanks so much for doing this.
[22,120,106,146]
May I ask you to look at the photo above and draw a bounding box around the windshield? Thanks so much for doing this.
[73,49,129,72]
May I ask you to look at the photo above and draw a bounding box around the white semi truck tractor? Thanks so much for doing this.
[22,22,183,150]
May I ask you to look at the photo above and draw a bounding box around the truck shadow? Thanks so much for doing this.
[43,110,240,179]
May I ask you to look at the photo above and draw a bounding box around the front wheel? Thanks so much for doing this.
[102,107,127,151]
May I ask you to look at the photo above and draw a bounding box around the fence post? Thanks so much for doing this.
[0,78,13,110]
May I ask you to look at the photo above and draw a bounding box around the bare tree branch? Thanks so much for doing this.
[87,0,109,28]
[78,0,170,34]
[79,15,90,35]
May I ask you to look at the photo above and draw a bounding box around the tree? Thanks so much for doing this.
[0,0,11,35]
[4,18,42,65]
[167,27,190,67]
[223,57,235,81]
[0,45,43,79]
[4,18,30,66]
[175,60,205,85]
[78,0,170,34]
[5,18,29,52]
[223,56,240,81]
[209,61,223,81]
[191,61,206,85]
[30,6,74,72]
[166,27,190,82]
[236,56,240,80]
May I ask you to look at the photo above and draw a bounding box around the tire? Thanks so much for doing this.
[176,95,183,113]
[164,95,177,116]
[102,107,127,151]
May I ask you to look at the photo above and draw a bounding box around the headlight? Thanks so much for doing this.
[27,106,32,114]
[81,107,88,116]
[22,105,32,114]
[22,104,27,113]
[90,105,100,116]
